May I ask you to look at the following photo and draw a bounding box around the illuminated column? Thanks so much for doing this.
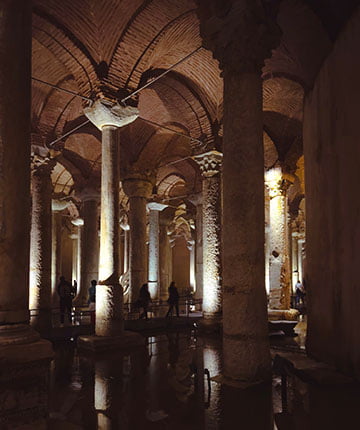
[51,207,64,304]
[159,209,174,300]
[187,239,196,292]
[29,157,55,334]
[298,236,305,282]
[69,229,80,284]
[147,202,167,299]
[0,2,53,426]
[123,178,153,303]
[75,192,100,305]
[291,231,299,289]
[189,193,203,302]
[198,0,280,381]
[194,151,222,320]
[83,99,139,338]
[265,168,292,310]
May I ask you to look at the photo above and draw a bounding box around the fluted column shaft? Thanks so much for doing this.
[29,161,54,333]
[97,126,122,337]
[77,198,99,305]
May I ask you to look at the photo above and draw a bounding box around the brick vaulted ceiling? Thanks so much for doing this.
[31,0,337,201]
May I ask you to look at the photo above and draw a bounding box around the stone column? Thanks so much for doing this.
[265,168,292,310]
[51,207,64,304]
[189,193,204,302]
[147,202,167,299]
[187,239,196,292]
[79,99,143,348]
[159,208,175,300]
[194,151,222,321]
[291,232,299,290]
[29,157,55,334]
[197,0,280,382]
[0,1,53,426]
[123,178,153,303]
[69,230,80,284]
[75,193,100,305]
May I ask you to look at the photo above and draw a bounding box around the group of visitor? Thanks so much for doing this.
[136,281,180,320]
[57,276,180,325]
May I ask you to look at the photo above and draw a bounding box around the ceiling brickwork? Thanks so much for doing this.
[31,0,340,202]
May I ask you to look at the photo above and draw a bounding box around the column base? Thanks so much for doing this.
[78,330,145,352]
[211,373,271,389]
[0,325,54,429]
[268,308,299,321]
[197,316,222,334]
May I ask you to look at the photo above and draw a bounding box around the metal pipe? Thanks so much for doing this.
[121,46,203,103]
[32,77,93,102]
[48,119,91,147]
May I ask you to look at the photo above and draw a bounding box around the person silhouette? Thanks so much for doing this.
[166,281,179,317]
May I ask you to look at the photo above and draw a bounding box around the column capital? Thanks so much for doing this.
[120,212,130,231]
[197,0,281,74]
[147,201,168,212]
[31,154,56,177]
[265,168,294,199]
[122,177,153,199]
[84,99,139,130]
[193,150,223,177]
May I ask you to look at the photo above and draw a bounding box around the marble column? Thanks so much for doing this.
[265,168,292,310]
[79,99,143,347]
[29,158,55,334]
[147,202,167,299]
[123,178,153,303]
[198,0,280,382]
[194,150,222,320]
[119,217,130,300]
[75,193,100,305]
[0,1,53,426]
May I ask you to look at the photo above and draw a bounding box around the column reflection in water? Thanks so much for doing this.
[94,355,124,429]
[203,341,222,428]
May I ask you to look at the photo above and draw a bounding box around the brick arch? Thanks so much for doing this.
[32,12,97,97]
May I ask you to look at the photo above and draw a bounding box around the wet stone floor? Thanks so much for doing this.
[48,328,360,430]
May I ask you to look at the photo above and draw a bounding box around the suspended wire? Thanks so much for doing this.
[121,46,203,104]
[48,119,91,147]
[138,117,203,145]
[32,77,93,102]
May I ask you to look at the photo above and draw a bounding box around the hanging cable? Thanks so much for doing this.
[48,119,91,147]
[32,77,93,102]
[121,46,203,104]
[138,117,203,145]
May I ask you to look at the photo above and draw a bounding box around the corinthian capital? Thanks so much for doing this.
[193,150,223,177]
[30,153,56,177]
[197,0,281,74]
[265,167,293,199]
